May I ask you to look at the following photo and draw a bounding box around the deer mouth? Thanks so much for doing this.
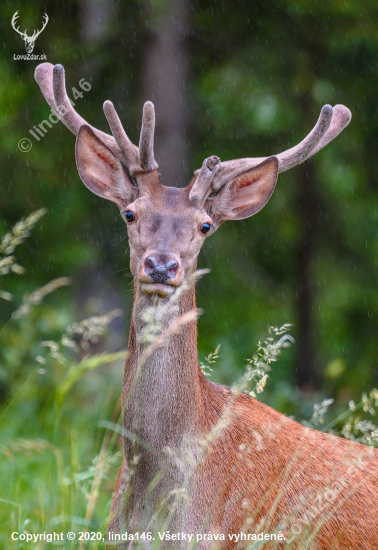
[140,282,176,298]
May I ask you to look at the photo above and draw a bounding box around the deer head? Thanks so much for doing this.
[35,66,378,550]
[35,63,351,298]
[12,11,48,54]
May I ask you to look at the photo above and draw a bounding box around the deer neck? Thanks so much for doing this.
[122,278,207,452]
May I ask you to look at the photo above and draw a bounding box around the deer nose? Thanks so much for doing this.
[144,255,179,284]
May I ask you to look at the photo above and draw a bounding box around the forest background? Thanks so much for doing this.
[0,0,378,544]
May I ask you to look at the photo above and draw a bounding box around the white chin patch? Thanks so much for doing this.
[140,282,176,298]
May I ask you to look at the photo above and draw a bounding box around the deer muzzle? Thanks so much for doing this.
[138,252,183,298]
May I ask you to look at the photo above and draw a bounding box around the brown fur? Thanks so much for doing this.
[73,135,378,549]
[107,279,378,549]
[32,75,374,547]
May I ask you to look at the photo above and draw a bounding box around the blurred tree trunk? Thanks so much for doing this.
[80,0,113,43]
[142,0,192,187]
[295,159,320,390]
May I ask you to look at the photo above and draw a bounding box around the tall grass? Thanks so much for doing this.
[1,211,378,549]
[0,211,126,549]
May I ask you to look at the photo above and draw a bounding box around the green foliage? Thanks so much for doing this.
[0,213,126,547]
[1,212,378,548]
[1,0,377,399]
[1,1,378,545]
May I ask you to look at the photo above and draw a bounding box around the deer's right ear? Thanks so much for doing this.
[75,125,138,208]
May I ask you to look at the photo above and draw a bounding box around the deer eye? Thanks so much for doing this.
[200,223,211,235]
[125,211,135,223]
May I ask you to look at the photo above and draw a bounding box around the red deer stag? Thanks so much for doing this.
[35,62,378,549]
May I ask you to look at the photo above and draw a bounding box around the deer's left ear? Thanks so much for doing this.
[206,156,279,224]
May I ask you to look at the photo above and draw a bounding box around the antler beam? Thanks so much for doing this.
[34,63,157,176]
[191,104,351,203]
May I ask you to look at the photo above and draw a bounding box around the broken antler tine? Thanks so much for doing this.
[277,104,333,173]
[139,101,158,172]
[103,100,139,171]
[310,105,352,156]
[189,156,221,203]
[53,64,86,135]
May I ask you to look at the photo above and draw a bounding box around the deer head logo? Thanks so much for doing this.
[11,11,48,54]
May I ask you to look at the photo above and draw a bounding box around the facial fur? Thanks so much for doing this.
[122,186,212,298]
